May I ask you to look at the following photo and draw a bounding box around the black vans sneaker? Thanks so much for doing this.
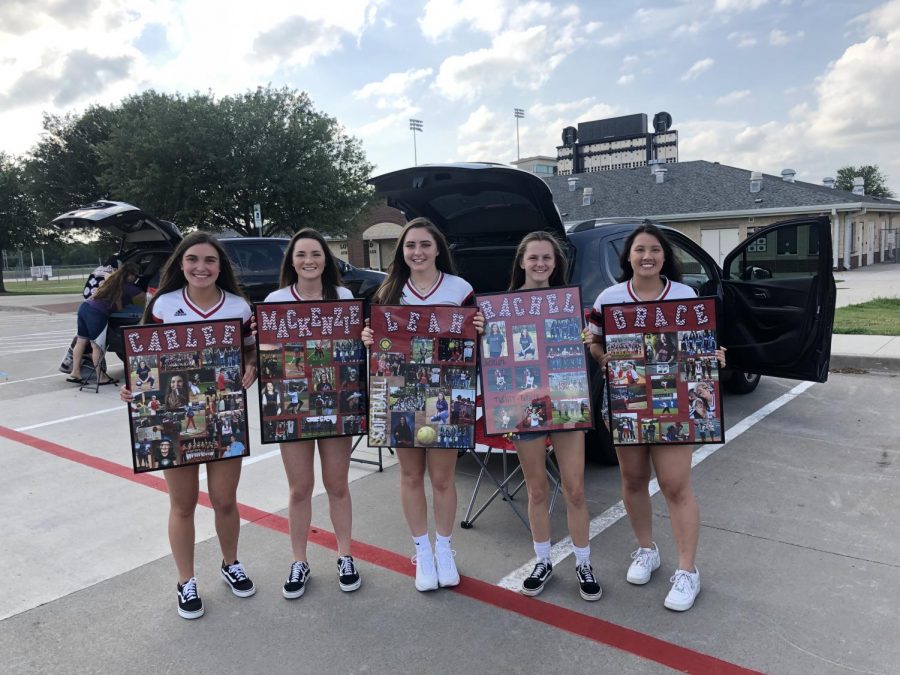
[177,577,204,619]
[283,560,311,599]
[220,560,256,597]
[521,560,553,596]
[337,555,362,592]
[576,561,602,601]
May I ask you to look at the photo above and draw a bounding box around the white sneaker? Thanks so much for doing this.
[626,543,661,585]
[664,567,701,611]
[412,549,439,592]
[435,546,460,587]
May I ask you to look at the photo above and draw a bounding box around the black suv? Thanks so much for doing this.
[369,163,836,463]
[51,201,386,360]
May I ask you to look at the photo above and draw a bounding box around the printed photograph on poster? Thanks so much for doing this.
[124,319,249,473]
[476,286,594,436]
[255,300,366,443]
[367,305,478,449]
[602,297,724,446]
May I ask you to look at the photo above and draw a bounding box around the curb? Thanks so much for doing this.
[830,354,900,375]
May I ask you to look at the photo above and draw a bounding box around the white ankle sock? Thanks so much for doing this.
[435,533,452,551]
[413,534,432,554]
[573,545,591,566]
[533,540,551,562]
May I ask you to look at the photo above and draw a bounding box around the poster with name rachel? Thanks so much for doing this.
[602,296,724,445]
[476,286,594,436]
[255,300,367,443]
[367,305,478,449]
[124,319,249,473]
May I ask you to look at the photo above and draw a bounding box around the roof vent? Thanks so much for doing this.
[781,169,796,183]
[750,171,763,194]
[648,159,661,174]
[852,177,865,195]
[823,177,835,189]
[582,187,593,206]
[567,177,579,192]
[655,167,667,184]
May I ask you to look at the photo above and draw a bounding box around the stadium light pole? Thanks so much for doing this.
[409,119,423,166]
[514,108,524,160]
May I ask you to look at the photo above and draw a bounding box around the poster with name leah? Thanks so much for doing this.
[124,319,249,473]
[367,305,478,449]
[602,296,724,446]
[255,300,367,443]
[476,286,594,436]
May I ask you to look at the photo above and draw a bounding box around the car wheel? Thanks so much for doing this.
[724,371,761,394]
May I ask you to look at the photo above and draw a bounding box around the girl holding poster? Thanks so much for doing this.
[588,223,725,612]
[264,228,362,599]
[505,231,602,602]
[119,232,257,620]
[362,217,483,593]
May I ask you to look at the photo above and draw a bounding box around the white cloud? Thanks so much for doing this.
[716,89,750,104]
[713,0,770,12]
[584,21,603,34]
[681,58,715,81]
[728,31,757,47]
[617,74,634,85]
[418,0,510,41]
[353,68,433,106]
[769,28,805,45]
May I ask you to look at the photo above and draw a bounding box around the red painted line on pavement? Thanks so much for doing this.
[4,424,760,675]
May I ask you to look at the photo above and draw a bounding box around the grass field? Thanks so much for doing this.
[1,279,85,295]
[833,297,900,336]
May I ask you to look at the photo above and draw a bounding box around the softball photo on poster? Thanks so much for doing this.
[367,305,478,449]
[254,300,366,443]
[602,296,724,445]
[476,286,594,436]
[124,318,249,473]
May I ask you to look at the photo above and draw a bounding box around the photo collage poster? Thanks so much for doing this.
[124,319,249,473]
[255,300,367,443]
[367,305,478,449]
[476,286,594,436]
[602,296,724,445]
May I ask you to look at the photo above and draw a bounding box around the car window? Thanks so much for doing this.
[222,240,288,273]
[670,243,714,294]
[727,221,821,281]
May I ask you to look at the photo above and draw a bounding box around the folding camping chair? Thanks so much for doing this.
[59,328,115,393]
[460,400,562,531]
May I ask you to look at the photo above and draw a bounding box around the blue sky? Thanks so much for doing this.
[2,0,899,192]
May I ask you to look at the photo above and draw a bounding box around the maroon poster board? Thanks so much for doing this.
[367,305,478,449]
[124,319,249,472]
[255,300,366,443]
[476,286,594,436]
[602,296,724,445]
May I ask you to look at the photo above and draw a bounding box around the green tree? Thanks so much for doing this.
[834,165,896,198]
[0,153,41,293]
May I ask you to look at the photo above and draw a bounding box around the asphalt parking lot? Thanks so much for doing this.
[0,303,898,674]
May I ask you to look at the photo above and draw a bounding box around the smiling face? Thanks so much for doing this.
[180,243,220,291]
[292,237,326,284]
[520,240,556,288]
[628,233,665,280]
[402,227,438,275]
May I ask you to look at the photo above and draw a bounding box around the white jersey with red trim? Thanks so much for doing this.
[151,287,254,346]
[400,272,473,306]
[588,277,696,336]
[264,285,354,302]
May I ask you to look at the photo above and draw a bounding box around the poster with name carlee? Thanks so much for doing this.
[124,319,249,473]
[602,296,724,446]
[476,286,594,436]
[255,300,367,443]
[367,305,478,449]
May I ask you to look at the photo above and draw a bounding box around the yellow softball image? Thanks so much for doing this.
[416,425,437,445]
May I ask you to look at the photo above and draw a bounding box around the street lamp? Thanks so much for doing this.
[409,119,423,166]
[514,108,524,161]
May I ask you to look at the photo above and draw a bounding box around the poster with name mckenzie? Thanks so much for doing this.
[602,296,724,446]
[255,300,367,443]
[124,319,250,473]
[477,286,594,436]
[368,305,478,449]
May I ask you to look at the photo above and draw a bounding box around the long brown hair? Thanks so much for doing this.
[93,262,140,311]
[373,217,456,305]
[507,231,568,290]
[616,223,683,283]
[142,232,247,323]
[278,228,344,300]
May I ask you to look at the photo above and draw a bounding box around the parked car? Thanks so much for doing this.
[50,201,386,360]
[369,163,836,463]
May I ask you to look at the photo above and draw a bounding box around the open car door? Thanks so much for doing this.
[720,216,836,383]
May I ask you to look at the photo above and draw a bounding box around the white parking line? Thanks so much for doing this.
[15,407,122,431]
[0,373,64,387]
[496,380,816,590]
